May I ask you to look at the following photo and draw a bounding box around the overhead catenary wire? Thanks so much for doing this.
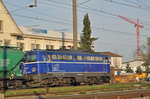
[3,0,150,38]
[9,13,150,38]
[4,1,73,23]
[93,27,149,37]
[136,0,150,8]
[2,0,150,49]
[102,0,150,11]
[99,41,136,47]
[43,0,150,26]
[12,14,73,25]
[5,0,150,26]
[78,0,91,5]
[123,0,143,6]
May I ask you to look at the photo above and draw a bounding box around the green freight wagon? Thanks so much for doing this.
[0,46,25,89]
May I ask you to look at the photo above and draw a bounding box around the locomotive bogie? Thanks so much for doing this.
[23,72,111,87]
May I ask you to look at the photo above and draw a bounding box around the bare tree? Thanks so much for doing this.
[140,44,150,66]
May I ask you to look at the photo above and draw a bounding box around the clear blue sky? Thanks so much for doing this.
[3,0,150,62]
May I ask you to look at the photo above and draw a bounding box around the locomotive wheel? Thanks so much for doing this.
[52,77,61,86]
[87,77,98,85]
[92,77,98,84]
[105,77,110,83]
[27,82,41,88]
[13,81,23,89]
[102,77,110,83]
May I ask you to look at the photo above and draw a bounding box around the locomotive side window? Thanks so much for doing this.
[27,54,37,62]
[103,57,105,63]
[52,55,57,60]
[63,55,67,60]
[68,55,72,60]
[73,55,77,60]
[57,55,62,60]
[91,56,95,61]
[77,56,82,61]
[87,56,90,61]
[95,57,99,61]
[82,56,87,61]
[99,57,103,61]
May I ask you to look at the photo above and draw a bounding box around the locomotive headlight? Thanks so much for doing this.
[11,73,16,77]
[10,73,16,80]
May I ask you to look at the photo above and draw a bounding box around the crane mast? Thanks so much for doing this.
[119,15,144,56]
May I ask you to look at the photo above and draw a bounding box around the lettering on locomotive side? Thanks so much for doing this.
[0,59,10,66]
[52,63,65,72]
[53,64,60,71]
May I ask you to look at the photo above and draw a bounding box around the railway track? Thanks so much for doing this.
[5,89,150,99]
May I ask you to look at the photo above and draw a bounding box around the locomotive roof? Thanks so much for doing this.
[26,49,108,56]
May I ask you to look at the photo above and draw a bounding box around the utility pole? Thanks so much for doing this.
[34,0,37,7]
[72,0,78,50]
[54,29,68,50]
[29,0,37,7]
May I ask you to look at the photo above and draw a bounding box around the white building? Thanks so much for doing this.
[17,26,80,51]
[122,60,146,73]
[0,0,80,51]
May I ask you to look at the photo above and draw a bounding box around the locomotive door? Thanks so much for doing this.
[103,57,107,72]
[47,54,51,72]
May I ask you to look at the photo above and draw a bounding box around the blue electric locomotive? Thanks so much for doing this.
[21,49,111,87]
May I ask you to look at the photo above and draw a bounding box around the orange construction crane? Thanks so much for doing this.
[119,15,144,56]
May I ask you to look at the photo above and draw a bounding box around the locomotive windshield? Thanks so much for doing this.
[26,54,37,62]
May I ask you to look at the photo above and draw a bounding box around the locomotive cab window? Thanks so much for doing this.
[27,54,37,62]
[103,57,108,63]
[105,57,108,63]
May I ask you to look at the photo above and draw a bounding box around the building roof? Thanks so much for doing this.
[97,52,122,57]
[19,26,80,40]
